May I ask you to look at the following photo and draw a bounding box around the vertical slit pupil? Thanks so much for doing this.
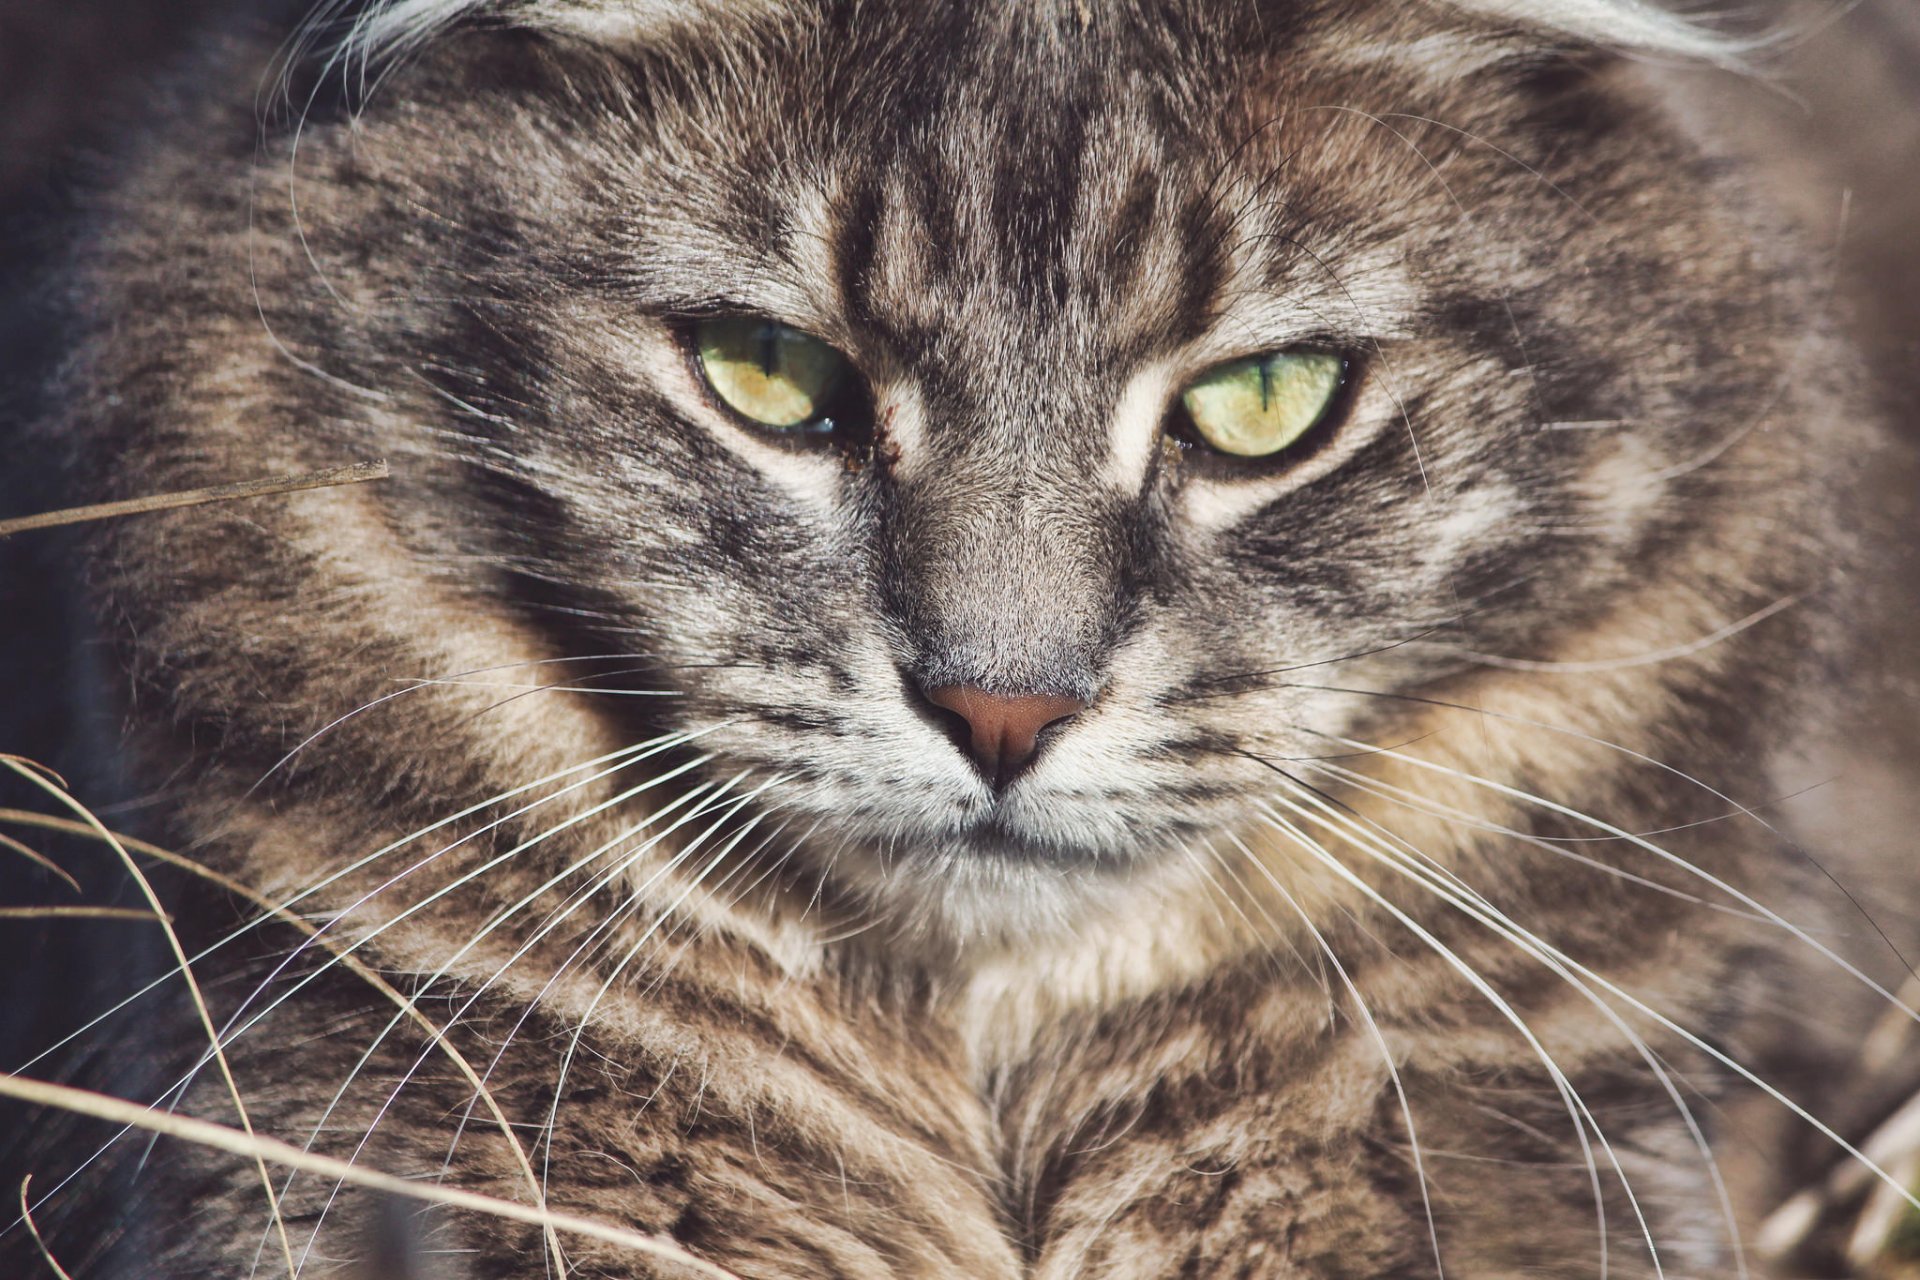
[757,325,779,377]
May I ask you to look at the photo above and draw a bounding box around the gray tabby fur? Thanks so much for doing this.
[0,0,1908,1276]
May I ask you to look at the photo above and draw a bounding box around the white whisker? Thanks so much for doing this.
[1318,733,1920,1024]
[1219,830,1447,1279]
[279,773,732,1272]
[1265,780,1751,1277]
[12,730,713,1081]
[1254,803,1649,1278]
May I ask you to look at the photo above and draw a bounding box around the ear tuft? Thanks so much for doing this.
[1437,0,1754,65]
[303,0,722,78]
[324,0,489,68]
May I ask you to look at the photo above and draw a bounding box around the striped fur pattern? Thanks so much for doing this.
[2,0,1899,1276]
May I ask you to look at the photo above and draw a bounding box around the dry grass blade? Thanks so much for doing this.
[1848,1090,1920,1271]
[16,1176,75,1280]
[0,758,300,1278]
[0,806,570,1276]
[0,460,389,538]
[0,1074,742,1280]
[2,757,66,789]
[0,907,168,922]
[1749,981,1920,1275]
[0,833,81,894]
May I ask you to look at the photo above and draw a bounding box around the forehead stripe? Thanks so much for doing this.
[834,181,886,330]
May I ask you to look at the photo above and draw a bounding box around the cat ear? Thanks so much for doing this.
[1443,0,1746,64]
[308,0,733,74]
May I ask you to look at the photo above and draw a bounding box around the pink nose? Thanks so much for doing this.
[923,685,1088,789]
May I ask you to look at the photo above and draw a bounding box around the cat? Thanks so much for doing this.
[1,0,1915,1275]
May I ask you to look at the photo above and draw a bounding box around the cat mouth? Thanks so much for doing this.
[917,803,1150,870]
[952,816,1093,864]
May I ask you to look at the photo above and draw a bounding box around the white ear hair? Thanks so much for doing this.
[1441,0,1747,61]
[320,0,714,71]
[348,0,477,58]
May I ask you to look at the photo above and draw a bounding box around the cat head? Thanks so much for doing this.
[81,0,1832,946]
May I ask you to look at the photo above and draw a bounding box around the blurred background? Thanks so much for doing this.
[0,0,1916,1273]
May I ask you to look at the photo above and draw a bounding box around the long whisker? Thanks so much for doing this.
[534,780,782,1203]
[291,775,770,1273]
[425,677,678,696]
[0,758,301,1280]
[13,738,722,1226]
[198,745,724,1094]
[257,769,725,1134]
[157,740,736,1247]
[436,808,807,1182]
[1294,757,1773,924]
[1267,740,1920,1249]
[1303,725,1920,1021]
[1279,680,1918,979]
[1263,778,1750,1278]
[1446,596,1801,674]
[1253,802,1643,1278]
[245,651,685,793]
[329,771,793,1171]
[1188,835,1336,1015]
[1175,839,1268,959]
[9,731,709,1081]
[440,775,776,1114]
[627,796,817,1005]
[1218,830,1446,1279]
[3,810,575,1276]
[275,774,730,1274]
[1283,777,1920,1219]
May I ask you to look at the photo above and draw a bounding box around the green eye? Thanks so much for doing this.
[694,317,848,429]
[1177,351,1347,458]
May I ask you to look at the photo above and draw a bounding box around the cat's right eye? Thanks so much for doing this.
[693,317,851,433]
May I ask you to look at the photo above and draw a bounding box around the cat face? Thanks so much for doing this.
[246,0,1787,935]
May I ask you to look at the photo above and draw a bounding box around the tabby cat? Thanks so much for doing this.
[1,0,1912,1275]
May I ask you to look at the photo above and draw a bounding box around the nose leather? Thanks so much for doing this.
[923,685,1088,789]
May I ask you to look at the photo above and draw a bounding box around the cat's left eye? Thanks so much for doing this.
[694,317,850,432]
[1176,350,1348,459]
